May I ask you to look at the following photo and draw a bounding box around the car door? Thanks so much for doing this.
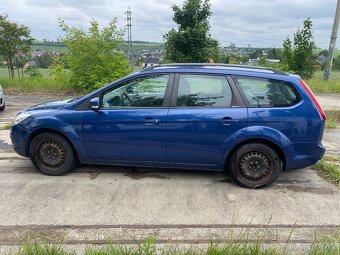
[166,73,248,168]
[81,73,173,162]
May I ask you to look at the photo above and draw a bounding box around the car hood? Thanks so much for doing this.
[24,99,71,112]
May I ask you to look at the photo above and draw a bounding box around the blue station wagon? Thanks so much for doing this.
[10,64,326,188]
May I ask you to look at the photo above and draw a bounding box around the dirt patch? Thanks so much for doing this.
[89,172,100,180]
[124,170,171,180]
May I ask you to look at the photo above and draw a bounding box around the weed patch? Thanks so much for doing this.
[315,157,340,187]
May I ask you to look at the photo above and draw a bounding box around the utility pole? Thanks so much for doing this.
[324,0,340,80]
[125,6,133,63]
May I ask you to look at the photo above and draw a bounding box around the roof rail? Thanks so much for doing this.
[141,63,288,75]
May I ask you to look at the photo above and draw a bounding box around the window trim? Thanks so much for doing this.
[77,73,175,111]
[231,75,301,108]
[170,73,243,108]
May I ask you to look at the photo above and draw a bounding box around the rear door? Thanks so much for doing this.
[166,73,248,168]
[233,75,306,142]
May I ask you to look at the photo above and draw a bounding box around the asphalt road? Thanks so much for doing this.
[0,95,339,253]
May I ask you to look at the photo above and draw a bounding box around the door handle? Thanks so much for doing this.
[219,117,239,123]
[144,117,160,124]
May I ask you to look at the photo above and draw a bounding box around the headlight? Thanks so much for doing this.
[14,112,31,125]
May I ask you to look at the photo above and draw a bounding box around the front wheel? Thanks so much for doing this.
[229,143,281,188]
[29,133,76,175]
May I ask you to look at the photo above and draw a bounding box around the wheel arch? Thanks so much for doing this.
[224,138,286,172]
[26,128,80,162]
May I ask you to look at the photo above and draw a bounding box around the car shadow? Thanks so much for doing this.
[73,164,234,183]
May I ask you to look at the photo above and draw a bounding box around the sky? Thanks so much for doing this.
[0,0,338,48]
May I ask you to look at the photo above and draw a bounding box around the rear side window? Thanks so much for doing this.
[234,76,300,107]
[177,75,232,107]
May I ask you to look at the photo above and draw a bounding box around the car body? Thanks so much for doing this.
[0,84,5,111]
[10,64,326,188]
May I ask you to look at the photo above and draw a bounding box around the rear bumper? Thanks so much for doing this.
[284,142,326,171]
[10,124,31,157]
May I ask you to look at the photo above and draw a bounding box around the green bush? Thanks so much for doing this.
[58,18,131,92]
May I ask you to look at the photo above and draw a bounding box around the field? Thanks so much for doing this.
[0,66,339,95]
[0,67,77,95]
[31,42,164,54]
[314,48,340,58]
[31,45,68,53]
[306,70,340,94]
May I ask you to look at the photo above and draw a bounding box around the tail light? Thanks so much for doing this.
[300,80,326,121]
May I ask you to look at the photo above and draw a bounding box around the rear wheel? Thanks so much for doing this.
[229,143,281,188]
[29,133,76,175]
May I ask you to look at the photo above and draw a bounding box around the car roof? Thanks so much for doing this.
[140,63,288,76]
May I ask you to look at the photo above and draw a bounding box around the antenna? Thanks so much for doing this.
[125,6,133,63]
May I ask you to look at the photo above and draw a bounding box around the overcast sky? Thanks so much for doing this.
[0,0,338,48]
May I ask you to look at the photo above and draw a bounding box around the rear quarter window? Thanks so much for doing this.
[234,76,300,107]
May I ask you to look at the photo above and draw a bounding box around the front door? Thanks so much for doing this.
[82,74,172,162]
[166,74,248,167]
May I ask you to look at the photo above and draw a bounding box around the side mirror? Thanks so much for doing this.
[90,97,100,110]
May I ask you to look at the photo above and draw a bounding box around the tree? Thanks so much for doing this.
[267,47,282,60]
[248,49,263,59]
[292,18,316,78]
[333,55,340,71]
[58,18,131,91]
[164,0,218,63]
[35,52,54,68]
[0,15,33,78]
[282,38,293,65]
[318,49,328,57]
[282,18,316,78]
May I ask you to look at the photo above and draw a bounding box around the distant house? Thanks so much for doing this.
[144,57,160,67]
[248,58,260,65]
[24,61,37,69]
[31,49,43,58]
[317,55,327,64]
[266,59,280,65]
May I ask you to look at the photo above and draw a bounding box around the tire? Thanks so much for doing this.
[229,143,281,189]
[0,103,5,111]
[29,132,76,175]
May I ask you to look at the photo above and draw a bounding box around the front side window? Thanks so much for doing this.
[235,76,300,107]
[177,75,232,107]
[101,74,169,109]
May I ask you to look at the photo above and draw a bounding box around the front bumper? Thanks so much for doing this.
[10,124,31,157]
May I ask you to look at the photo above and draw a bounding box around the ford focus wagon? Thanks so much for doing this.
[10,64,326,188]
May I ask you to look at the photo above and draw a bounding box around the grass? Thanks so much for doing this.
[6,241,74,255]
[306,70,340,94]
[325,110,340,121]
[325,120,338,129]
[0,122,12,130]
[315,155,340,187]
[0,67,77,95]
[4,235,340,255]
[0,73,78,96]
[309,235,340,255]
[324,110,340,129]
[0,67,340,96]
